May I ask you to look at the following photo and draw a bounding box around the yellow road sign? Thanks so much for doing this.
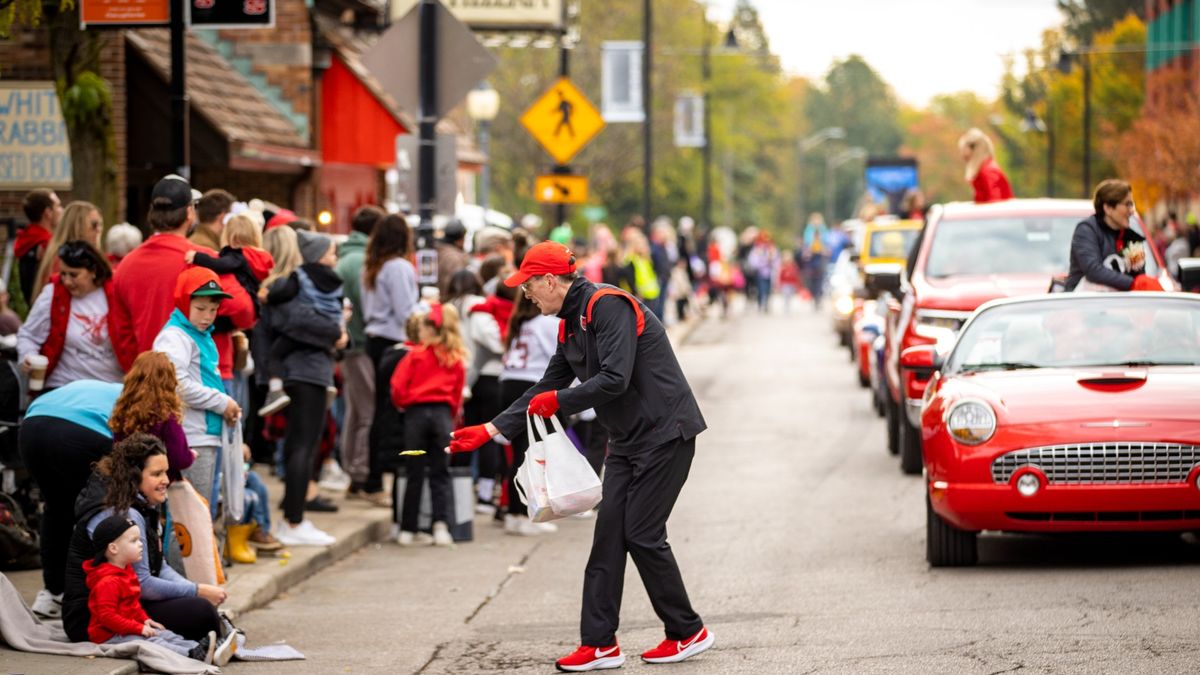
[520,78,606,165]
[535,174,589,204]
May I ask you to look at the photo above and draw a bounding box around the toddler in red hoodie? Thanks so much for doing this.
[390,303,466,547]
[83,514,221,663]
[185,214,275,317]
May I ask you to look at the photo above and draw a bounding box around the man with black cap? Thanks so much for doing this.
[448,241,713,672]
[436,219,471,297]
[111,174,255,376]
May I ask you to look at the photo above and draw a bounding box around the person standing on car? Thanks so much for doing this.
[1066,179,1162,292]
[958,128,1013,204]
[447,242,713,672]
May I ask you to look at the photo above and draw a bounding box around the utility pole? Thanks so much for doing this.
[701,12,712,233]
[1082,53,1091,197]
[555,38,571,231]
[642,0,652,227]
[169,0,189,179]
[417,0,438,276]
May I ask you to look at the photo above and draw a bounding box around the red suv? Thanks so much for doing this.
[879,199,1174,475]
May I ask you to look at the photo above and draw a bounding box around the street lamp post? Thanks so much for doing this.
[826,146,867,224]
[798,127,844,227]
[1020,107,1052,197]
[466,82,500,213]
[1058,49,1091,197]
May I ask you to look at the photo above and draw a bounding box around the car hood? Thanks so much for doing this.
[917,274,1051,311]
[937,368,1200,424]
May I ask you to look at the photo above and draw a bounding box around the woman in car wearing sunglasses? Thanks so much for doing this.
[18,240,126,393]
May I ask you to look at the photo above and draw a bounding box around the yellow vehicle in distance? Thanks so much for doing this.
[860,219,923,269]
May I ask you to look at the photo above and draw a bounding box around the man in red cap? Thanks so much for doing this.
[449,241,712,671]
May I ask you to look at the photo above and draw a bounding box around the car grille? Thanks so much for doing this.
[991,443,1200,485]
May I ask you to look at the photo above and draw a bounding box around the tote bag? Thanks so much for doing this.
[536,415,602,517]
[167,481,224,586]
[514,414,558,523]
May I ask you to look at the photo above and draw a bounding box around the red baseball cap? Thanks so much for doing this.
[503,241,577,287]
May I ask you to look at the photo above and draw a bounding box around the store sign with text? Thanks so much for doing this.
[0,84,72,190]
[80,0,169,27]
[391,0,563,30]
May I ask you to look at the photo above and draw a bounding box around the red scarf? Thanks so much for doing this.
[42,279,119,377]
[469,296,514,340]
[14,224,51,259]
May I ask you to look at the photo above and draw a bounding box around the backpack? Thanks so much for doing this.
[0,491,40,570]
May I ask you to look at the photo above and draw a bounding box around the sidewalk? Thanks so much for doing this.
[1,473,394,675]
[0,313,704,674]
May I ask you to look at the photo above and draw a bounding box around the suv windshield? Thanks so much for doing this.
[925,216,1078,278]
[945,297,1200,373]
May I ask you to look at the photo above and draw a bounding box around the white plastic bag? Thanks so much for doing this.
[514,415,558,522]
[535,415,602,517]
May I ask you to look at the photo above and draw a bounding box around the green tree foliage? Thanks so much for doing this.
[484,0,804,239]
[802,56,903,222]
[899,92,994,205]
[1057,0,1146,44]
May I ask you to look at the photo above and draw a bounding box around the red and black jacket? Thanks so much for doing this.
[492,279,706,453]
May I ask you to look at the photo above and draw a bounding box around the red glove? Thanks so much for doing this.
[447,424,492,454]
[528,390,560,418]
[1131,274,1164,292]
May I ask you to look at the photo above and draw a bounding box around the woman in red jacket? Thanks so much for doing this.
[958,128,1013,204]
[390,303,466,548]
[17,241,125,391]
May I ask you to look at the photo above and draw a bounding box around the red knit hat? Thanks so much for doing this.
[503,242,576,287]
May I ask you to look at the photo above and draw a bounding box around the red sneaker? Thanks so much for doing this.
[640,627,714,664]
[555,643,625,672]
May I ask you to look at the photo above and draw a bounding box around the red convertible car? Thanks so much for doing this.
[909,293,1200,566]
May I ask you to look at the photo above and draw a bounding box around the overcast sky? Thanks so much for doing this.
[706,0,1065,106]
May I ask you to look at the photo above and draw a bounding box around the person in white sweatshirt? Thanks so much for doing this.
[153,268,242,509]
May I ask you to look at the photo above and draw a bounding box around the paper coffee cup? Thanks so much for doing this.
[27,354,48,391]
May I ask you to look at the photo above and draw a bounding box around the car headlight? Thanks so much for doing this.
[834,295,855,317]
[946,399,996,445]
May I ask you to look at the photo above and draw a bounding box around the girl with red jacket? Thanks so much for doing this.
[959,128,1014,204]
[390,303,466,547]
[17,240,125,390]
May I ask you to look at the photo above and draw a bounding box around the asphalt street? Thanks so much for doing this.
[227,304,1200,674]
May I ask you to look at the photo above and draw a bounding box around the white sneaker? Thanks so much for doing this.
[504,514,542,537]
[276,520,335,546]
[396,530,415,546]
[570,509,595,519]
[536,521,558,533]
[474,502,496,516]
[432,521,453,547]
[414,531,435,545]
[31,589,62,619]
[317,461,351,492]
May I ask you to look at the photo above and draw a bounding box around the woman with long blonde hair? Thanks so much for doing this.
[109,351,194,481]
[33,201,104,300]
[389,303,466,547]
[958,127,1013,204]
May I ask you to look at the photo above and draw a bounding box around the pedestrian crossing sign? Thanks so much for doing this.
[535,174,589,204]
[520,78,606,165]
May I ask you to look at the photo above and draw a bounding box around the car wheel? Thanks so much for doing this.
[857,369,870,388]
[899,417,923,475]
[873,390,886,417]
[926,495,977,567]
[885,397,900,455]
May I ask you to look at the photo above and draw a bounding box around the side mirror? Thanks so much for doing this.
[1179,258,1200,290]
[900,344,942,371]
[864,263,903,297]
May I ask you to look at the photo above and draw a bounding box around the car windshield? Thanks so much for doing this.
[868,229,918,259]
[945,297,1200,373]
[924,216,1078,279]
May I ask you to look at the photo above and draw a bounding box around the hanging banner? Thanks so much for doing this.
[0,83,72,190]
[674,92,704,148]
[601,41,644,123]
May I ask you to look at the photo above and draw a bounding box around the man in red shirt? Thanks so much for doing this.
[110,175,255,376]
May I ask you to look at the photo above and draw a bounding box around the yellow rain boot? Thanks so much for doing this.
[225,523,258,564]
